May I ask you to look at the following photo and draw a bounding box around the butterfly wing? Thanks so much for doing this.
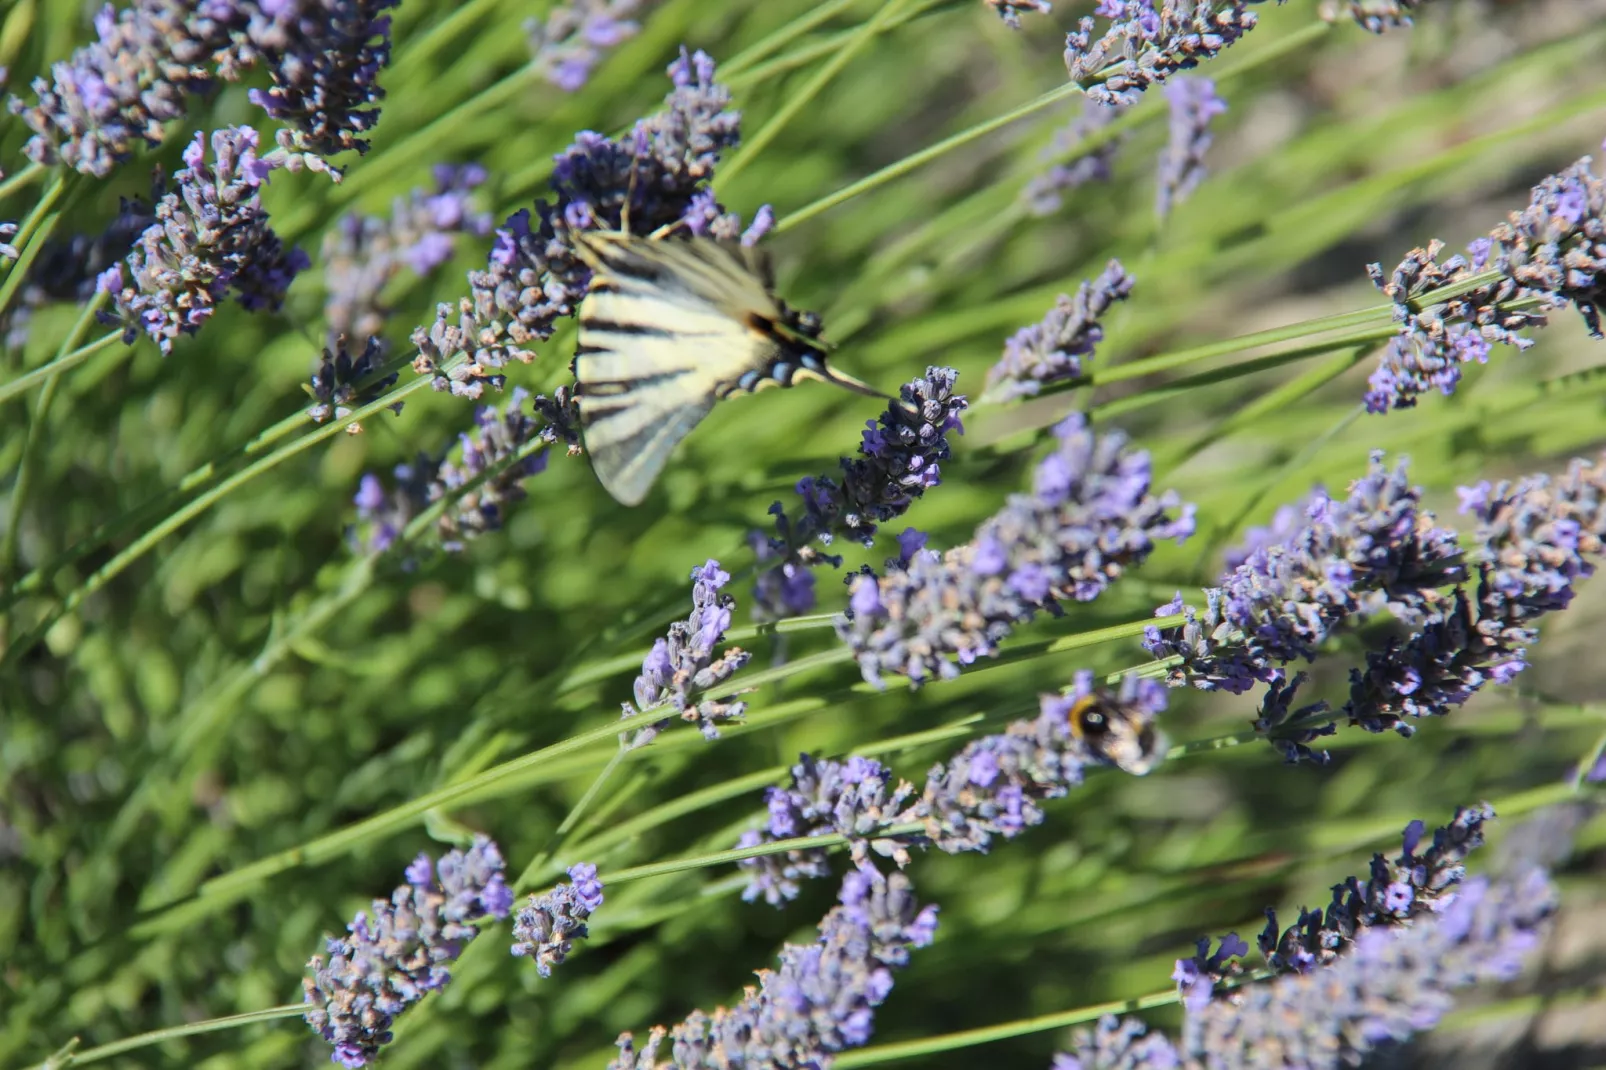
[572,232,788,505]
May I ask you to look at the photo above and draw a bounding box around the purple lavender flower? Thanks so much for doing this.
[8,0,228,176]
[1329,0,1421,32]
[609,869,938,1070]
[350,388,558,555]
[1344,453,1606,734]
[1065,1,1263,107]
[737,674,1166,904]
[751,367,968,620]
[1024,98,1131,216]
[323,164,493,351]
[1589,749,1606,783]
[412,48,753,398]
[737,755,917,906]
[510,862,604,977]
[1257,806,1494,975]
[1222,491,1322,570]
[1155,76,1226,220]
[1052,1014,1181,1070]
[843,413,1192,686]
[1365,158,1605,412]
[527,0,641,92]
[247,0,400,159]
[307,336,401,430]
[1183,865,1554,1068]
[1172,932,1248,1012]
[985,0,1053,29]
[1143,452,1464,694]
[985,263,1135,401]
[1250,670,1334,765]
[97,127,310,355]
[621,560,750,747]
[302,836,512,1068]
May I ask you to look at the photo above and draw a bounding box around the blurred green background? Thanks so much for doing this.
[2,0,1605,1066]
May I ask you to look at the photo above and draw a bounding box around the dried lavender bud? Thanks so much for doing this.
[1259,807,1494,975]
[1155,76,1225,220]
[306,335,401,430]
[621,560,750,747]
[510,862,604,976]
[843,413,1192,686]
[1065,1,1263,107]
[1024,98,1130,216]
[412,48,751,398]
[1323,0,1422,32]
[1365,158,1605,412]
[527,0,641,91]
[985,0,1053,29]
[751,367,967,620]
[737,755,917,907]
[1250,670,1334,766]
[916,672,1167,853]
[985,263,1134,401]
[97,127,309,355]
[248,0,400,159]
[610,869,938,1070]
[1184,865,1554,1068]
[1344,454,1606,734]
[323,164,492,350]
[1144,453,1464,694]
[1052,1014,1181,1070]
[350,388,555,555]
[8,0,228,176]
[303,836,512,1068]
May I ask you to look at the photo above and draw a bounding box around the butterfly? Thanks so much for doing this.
[570,230,887,506]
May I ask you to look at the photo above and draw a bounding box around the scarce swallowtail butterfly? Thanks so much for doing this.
[571,230,888,506]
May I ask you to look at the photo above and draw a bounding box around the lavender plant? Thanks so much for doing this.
[4,2,1601,1069]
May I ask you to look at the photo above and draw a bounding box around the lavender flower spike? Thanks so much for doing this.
[1344,453,1606,734]
[1364,157,1605,412]
[1065,1,1263,107]
[609,868,938,1070]
[511,862,605,976]
[1155,76,1226,220]
[248,0,401,159]
[985,262,1134,401]
[303,836,513,1068]
[751,367,967,619]
[97,127,309,355]
[1024,98,1130,216]
[1324,0,1421,33]
[1144,452,1464,693]
[527,0,642,92]
[1183,865,1555,1067]
[842,413,1192,686]
[622,560,750,746]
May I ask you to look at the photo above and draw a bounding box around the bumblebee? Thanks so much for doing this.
[1066,692,1165,775]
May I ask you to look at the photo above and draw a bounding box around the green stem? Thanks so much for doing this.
[774,80,1086,234]
[718,0,917,188]
[2,295,108,588]
[0,328,122,407]
[391,0,503,70]
[720,0,866,78]
[0,160,46,201]
[27,1005,304,1069]
[725,0,959,90]
[0,172,70,322]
